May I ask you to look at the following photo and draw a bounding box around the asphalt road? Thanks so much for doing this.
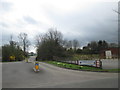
[2,56,118,88]
[0,57,2,62]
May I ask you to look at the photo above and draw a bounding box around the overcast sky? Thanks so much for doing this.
[0,0,118,52]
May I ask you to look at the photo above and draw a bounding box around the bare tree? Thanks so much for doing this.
[35,34,44,48]
[61,39,68,48]
[67,40,72,49]
[18,33,30,56]
[45,28,63,43]
[36,29,67,60]
[61,40,72,49]
[72,39,79,51]
[113,9,120,14]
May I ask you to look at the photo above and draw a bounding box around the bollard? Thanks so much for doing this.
[33,62,39,72]
[95,60,102,68]
[99,60,102,69]
[35,63,39,70]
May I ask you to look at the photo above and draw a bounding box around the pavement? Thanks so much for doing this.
[0,57,2,62]
[2,56,118,88]
[78,59,119,69]
[101,59,119,69]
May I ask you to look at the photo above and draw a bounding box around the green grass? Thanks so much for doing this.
[106,69,120,72]
[44,61,120,73]
[72,54,100,60]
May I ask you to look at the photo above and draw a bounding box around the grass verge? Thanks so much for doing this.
[43,61,120,73]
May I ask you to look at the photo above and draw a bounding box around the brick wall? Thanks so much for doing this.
[100,48,119,59]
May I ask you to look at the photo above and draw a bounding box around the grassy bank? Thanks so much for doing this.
[71,54,100,60]
[44,61,120,73]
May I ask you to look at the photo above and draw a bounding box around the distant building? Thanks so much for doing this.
[100,48,119,59]
[28,52,36,56]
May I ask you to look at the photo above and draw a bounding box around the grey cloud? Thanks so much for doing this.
[23,16,38,24]
[1,1,118,50]
[0,1,13,13]
[44,2,118,46]
[0,22,9,28]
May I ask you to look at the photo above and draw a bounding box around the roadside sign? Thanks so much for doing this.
[78,60,102,68]
[9,55,15,61]
[35,62,39,70]
[95,60,102,68]
[35,63,39,66]
[33,62,40,72]
[105,50,112,59]
[35,65,39,70]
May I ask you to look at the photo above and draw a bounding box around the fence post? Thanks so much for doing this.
[100,60,102,69]
[95,60,102,68]
[77,60,79,65]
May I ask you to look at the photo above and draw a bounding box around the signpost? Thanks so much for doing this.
[60,60,102,68]
[9,55,15,61]
[105,50,112,59]
[95,60,102,68]
[33,62,39,72]
[35,63,39,70]
[78,60,102,68]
